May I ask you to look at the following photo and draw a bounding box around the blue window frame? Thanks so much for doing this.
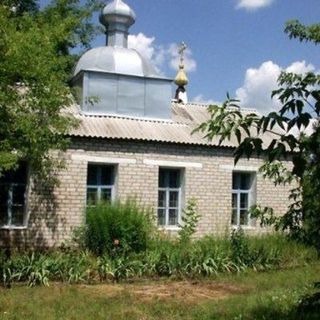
[157,168,182,227]
[86,164,115,205]
[232,172,255,227]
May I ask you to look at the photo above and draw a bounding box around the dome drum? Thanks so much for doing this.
[72,70,172,120]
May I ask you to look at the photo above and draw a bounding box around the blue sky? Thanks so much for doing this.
[41,0,320,113]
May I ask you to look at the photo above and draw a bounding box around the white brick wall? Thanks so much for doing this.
[0,138,292,247]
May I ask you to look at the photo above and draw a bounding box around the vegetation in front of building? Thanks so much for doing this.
[0,201,318,288]
[84,201,156,256]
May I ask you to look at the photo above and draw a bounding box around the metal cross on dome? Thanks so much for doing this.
[178,41,187,66]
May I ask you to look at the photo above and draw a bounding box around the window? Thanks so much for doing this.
[0,163,28,227]
[157,168,182,227]
[86,164,115,205]
[232,172,255,227]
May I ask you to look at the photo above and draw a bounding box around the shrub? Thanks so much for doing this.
[230,228,250,265]
[85,200,155,256]
[178,198,200,244]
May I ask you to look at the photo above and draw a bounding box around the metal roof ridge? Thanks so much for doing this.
[77,111,189,125]
[173,102,258,114]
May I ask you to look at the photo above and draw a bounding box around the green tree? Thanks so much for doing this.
[196,21,320,253]
[0,0,101,178]
[2,0,39,15]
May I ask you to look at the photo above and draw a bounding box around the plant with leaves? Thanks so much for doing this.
[0,0,102,179]
[84,201,155,256]
[196,21,320,253]
[178,198,201,243]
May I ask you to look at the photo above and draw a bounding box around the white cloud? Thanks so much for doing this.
[128,34,197,75]
[167,43,197,73]
[285,61,315,74]
[128,33,165,73]
[235,60,316,114]
[192,94,220,106]
[236,0,274,11]
[128,33,155,61]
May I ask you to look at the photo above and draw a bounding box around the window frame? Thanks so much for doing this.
[0,165,29,230]
[231,171,256,228]
[157,168,183,228]
[86,164,116,206]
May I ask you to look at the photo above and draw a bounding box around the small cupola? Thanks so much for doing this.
[99,0,136,48]
[174,42,189,104]
[71,0,173,120]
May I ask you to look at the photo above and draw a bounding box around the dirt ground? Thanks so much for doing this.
[79,280,248,304]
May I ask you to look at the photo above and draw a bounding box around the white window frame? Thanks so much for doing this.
[157,168,182,228]
[232,172,255,228]
[86,164,115,206]
[0,167,29,229]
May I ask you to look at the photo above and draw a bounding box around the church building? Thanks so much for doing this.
[0,0,291,248]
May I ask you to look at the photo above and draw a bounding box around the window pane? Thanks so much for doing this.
[158,190,166,207]
[169,170,180,188]
[101,166,113,185]
[231,209,237,225]
[87,188,98,205]
[169,191,179,208]
[12,163,27,184]
[0,203,8,225]
[233,172,252,190]
[240,193,248,209]
[168,208,178,225]
[0,185,9,207]
[87,165,98,185]
[159,168,181,188]
[11,206,24,226]
[232,193,237,208]
[12,185,25,205]
[157,208,165,226]
[232,173,239,189]
[240,209,249,225]
[101,188,112,202]
[240,173,251,190]
[158,169,166,188]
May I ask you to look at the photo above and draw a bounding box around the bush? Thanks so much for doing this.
[84,201,155,256]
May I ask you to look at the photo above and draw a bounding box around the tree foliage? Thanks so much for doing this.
[0,0,102,178]
[196,21,320,252]
[285,20,320,44]
[2,0,39,15]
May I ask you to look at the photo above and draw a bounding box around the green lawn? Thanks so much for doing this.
[0,263,320,320]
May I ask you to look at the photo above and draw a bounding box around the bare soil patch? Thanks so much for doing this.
[80,280,248,304]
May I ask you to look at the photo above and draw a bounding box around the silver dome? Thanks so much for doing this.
[73,46,159,78]
[100,0,136,28]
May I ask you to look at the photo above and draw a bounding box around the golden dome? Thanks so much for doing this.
[174,64,188,86]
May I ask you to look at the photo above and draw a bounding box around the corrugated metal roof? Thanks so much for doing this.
[67,102,277,148]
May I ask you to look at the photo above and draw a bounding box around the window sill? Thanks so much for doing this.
[158,226,181,232]
[231,225,255,230]
[0,226,28,230]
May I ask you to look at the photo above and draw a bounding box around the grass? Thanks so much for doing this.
[0,263,319,319]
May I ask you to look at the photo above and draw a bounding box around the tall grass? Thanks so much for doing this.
[1,232,316,287]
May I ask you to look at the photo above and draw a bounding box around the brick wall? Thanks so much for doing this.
[0,138,292,248]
